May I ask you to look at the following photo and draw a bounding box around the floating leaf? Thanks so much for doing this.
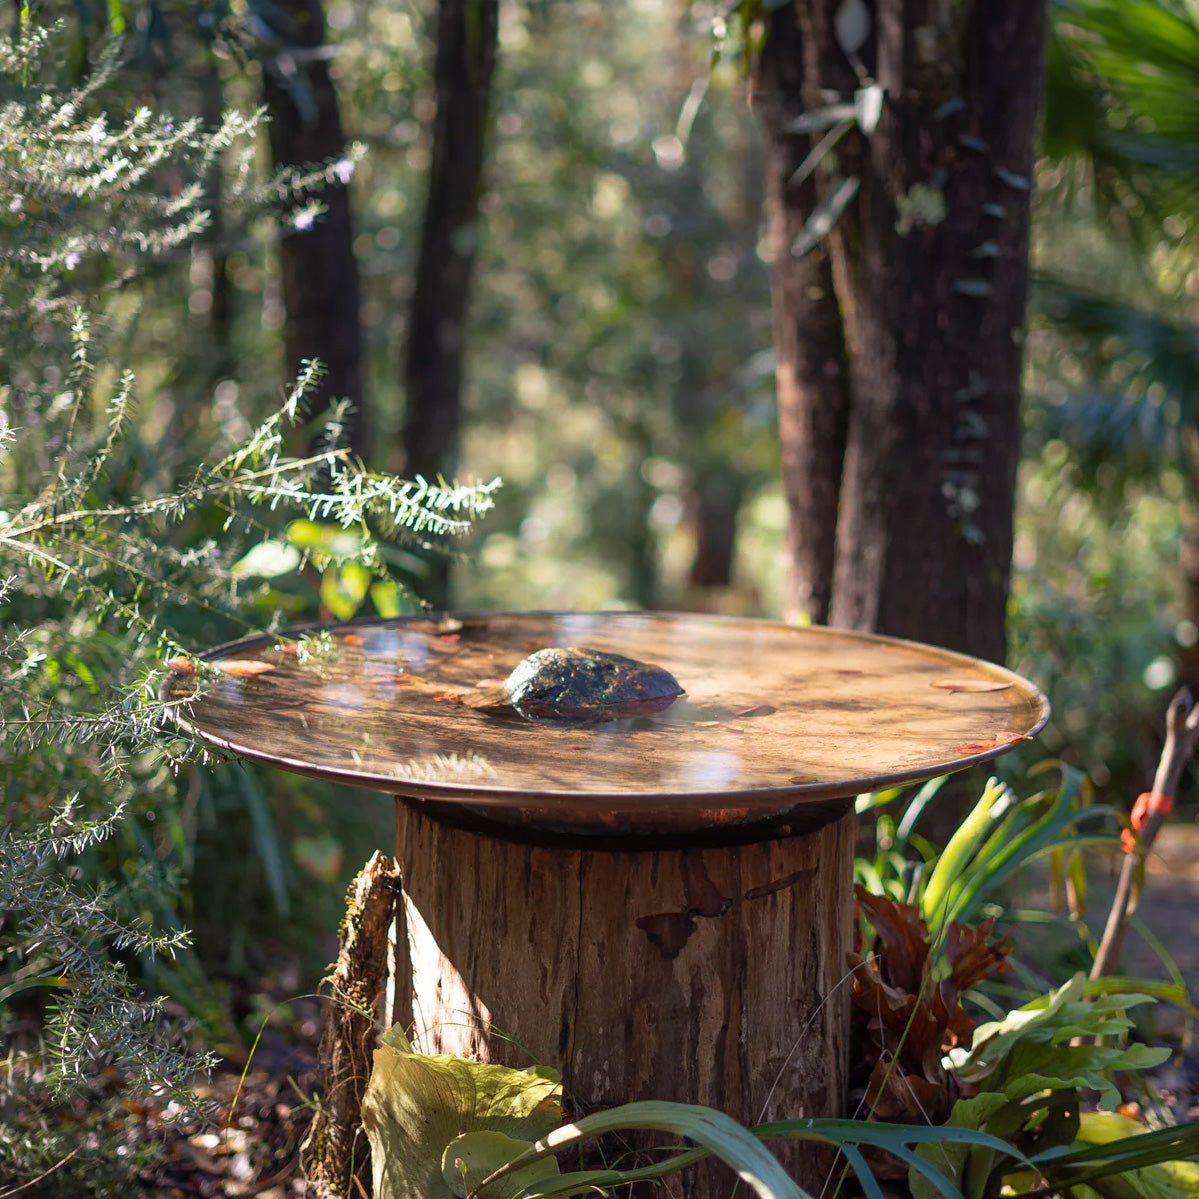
[931,679,1012,693]
[955,731,1032,754]
[213,659,275,677]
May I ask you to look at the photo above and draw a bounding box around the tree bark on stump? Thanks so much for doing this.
[396,804,856,1198]
[300,850,399,1199]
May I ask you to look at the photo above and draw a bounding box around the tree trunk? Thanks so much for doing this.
[261,0,367,458]
[689,473,744,590]
[402,0,499,604]
[758,3,1048,662]
[397,804,855,1198]
[756,6,853,627]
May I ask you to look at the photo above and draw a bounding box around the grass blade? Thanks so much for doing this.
[479,1101,809,1199]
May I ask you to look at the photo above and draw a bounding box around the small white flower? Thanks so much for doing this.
[293,209,316,232]
[64,252,81,270]
[87,119,106,143]
[333,158,354,185]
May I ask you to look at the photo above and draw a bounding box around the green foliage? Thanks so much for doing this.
[0,14,495,1190]
[856,768,1115,942]
[912,973,1176,1199]
[1049,0,1199,226]
[362,1032,563,1199]
[1035,1112,1199,1199]
[361,1035,1035,1199]
[1018,0,1199,792]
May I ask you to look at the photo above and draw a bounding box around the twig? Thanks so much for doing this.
[1091,686,1199,980]
[0,1147,80,1197]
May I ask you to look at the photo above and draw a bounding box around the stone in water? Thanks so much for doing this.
[503,647,683,722]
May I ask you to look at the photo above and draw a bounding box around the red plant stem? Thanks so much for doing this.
[1091,687,1199,980]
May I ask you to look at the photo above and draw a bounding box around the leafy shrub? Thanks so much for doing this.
[0,16,495,1191]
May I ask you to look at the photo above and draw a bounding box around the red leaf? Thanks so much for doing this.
[956,731,1032,754]
[213,660,276,678]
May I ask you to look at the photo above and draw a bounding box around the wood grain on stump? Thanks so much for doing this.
[398,804,856,1197]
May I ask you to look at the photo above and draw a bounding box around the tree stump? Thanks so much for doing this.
[397,803,856,1197]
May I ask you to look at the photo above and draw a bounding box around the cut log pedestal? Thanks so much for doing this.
[396,802,856,1197]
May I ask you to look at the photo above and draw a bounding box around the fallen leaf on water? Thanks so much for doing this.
[439,632,461,643]
[932,679,1012,693]
[166,657,195,677]
[956,731,1032,754]
[409,619,465,635]
[475,678,506,688]
[341,633,365,646]
[214,660,276,678]
[431,691,464,704]
[275,643,301,657]
[394,673,427,686]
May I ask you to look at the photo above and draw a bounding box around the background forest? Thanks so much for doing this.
[6,0,1199,1194]
[65,0,1199,784]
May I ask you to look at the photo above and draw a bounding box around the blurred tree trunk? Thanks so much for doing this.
[261,0,366,458]
[756,3,1047,663]
[199,52,232,368]
[403,0,499,606]
[689,474,745,589]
